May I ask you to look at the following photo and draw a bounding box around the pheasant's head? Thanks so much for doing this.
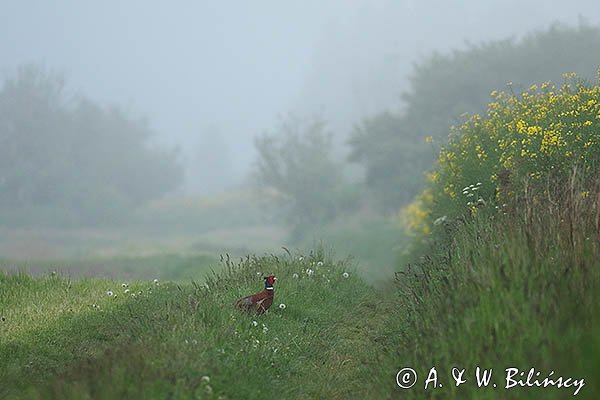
[264,275,276,290]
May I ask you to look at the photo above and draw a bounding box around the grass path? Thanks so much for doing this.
[1,253,400,399]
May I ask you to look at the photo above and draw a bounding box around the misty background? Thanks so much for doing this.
[1,0,600,278]
[3,1,599,193]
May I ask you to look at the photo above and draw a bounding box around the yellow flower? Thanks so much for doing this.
[425,136,433,144]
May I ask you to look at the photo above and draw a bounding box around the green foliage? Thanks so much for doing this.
[349,23,600,211]
[0,64,183,226]
[407,76,600,233]
[0,250,393,399]
[254,115,354,239]
[1,253,218,282]
[388,189,599,399]
[388,69,600,399]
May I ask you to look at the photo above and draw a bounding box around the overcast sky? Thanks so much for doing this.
[2,0,600,193]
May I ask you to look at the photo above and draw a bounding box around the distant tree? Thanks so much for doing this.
[254,114,347,237]
[349,23,600,211]
[0,64,183,226]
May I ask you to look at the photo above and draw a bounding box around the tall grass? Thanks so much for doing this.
[388,165,599,399]
[1,248,397,399]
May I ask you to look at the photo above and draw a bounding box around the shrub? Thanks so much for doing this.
[405,73,600,236]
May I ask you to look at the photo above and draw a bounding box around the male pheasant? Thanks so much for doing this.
[236,275,276,315]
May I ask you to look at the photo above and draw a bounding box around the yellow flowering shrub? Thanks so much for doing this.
[400,188,433,237]
[407,73,600,236]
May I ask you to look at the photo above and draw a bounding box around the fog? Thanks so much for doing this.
[2,1,599,194]
[1,1,600,269]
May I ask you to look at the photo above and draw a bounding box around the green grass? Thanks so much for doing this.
[1,203,598,399]
[301,214,408,284]
[0,253,218,282]
[0,249,397,399]
[1,185,598,399]
[386,203,599,399]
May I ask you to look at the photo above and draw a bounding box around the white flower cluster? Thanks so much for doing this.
[462,182,485,206]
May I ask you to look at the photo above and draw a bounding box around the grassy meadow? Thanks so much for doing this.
[1,76,599,399]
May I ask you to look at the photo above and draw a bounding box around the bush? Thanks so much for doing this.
[404,74,600,235]
[350,23,600,211]
[0,64,183,227]
[254,115,352,239]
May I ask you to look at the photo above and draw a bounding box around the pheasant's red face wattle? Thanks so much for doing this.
[267,275,275,285]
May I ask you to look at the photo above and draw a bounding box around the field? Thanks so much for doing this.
[1,204,598,399]
[2,78,599,399]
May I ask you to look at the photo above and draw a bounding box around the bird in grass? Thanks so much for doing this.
[236,275,276,315]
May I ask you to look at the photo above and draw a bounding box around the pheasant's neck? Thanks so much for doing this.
[264,287,274,297]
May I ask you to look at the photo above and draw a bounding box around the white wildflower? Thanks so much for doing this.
[124,288,130,294]
[153,278,159,285]
[252,320,258,327]
[279,303,286,310]
[106,290,114,297]
[292,273,299,279]
[256,271,262,276]
[298,256,304,261]
[342,272,349,279]
[200,375,210,383]
[121,283,128,288]
[306,269,314,276]
[476,182,482,186]
[316,261,324,267]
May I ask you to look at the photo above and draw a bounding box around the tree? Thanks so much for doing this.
[0,64,183,226]
[349,23,600,211]
[254,115,348,237]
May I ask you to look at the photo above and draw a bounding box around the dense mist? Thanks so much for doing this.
[1,1,600,265]
[2,1,599,194]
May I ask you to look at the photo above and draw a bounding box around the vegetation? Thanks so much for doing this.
[0,250,395,399]
[349,23,600,210]
[1,22,599,400]
[404,74,599,236]
[0,253,218,281]
[388,190,599,399]
[254,115,355,239]
[0,64,183,227]
[388,73,600,399]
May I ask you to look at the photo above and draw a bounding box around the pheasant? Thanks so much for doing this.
[236,275,276,315]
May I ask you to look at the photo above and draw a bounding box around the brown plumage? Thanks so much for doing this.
[236,275,275,315]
